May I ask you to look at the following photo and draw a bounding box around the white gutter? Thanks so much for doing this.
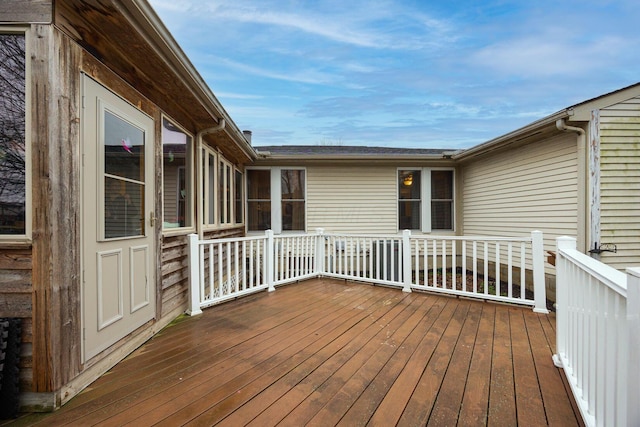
[196,119,226,239]
[555,118,585,138]
[556,118,590,254]
[454,110,570,161]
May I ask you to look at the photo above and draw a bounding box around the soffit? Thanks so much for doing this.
[54,0,255,164]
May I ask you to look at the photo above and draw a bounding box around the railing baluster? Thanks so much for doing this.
[462,241,467,292]
[432,240,437,288]
[520,242,526,299]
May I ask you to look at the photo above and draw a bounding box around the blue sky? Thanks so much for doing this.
[148,0,639,149]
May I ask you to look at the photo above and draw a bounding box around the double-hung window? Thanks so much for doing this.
[247,168,306,233]
[161,117,193,231]
[201,146,243,229]
[0,29,29,240]
[398,168,454,232]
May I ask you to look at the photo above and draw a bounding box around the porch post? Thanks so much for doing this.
[531,230,549,313]
[626,267,640,427]
[315,228,325,276]
[402,229,412,293]
[553,236,576,367]
[266,230,275,292]
[186,233,202,316]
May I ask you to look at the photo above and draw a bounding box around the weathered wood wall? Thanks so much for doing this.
[161,227,245,317]
[30,22,82,393]
[0,0,52,23]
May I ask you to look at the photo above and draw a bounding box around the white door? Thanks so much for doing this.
[81,76,156,361]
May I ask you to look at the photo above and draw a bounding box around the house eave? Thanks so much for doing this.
[253,153,452,165]
[120,0,257,161]
[453,110,572,161]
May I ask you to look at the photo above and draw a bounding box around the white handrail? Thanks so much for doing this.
[554,236,639,427]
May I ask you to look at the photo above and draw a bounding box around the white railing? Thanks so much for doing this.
[408,231,546,310]
[320,229,547,312]
[554,236,640,427]
[188,229,548,314]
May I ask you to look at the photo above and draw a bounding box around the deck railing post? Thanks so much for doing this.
[402,229,412,293]
[553,236,576,368]
[186,233,203,316]
[626,267,640,427]
[266,229,275,292]
[531,230,549,313]
[315,228,325,276]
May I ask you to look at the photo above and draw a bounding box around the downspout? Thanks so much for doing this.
[196,118,226,239]
[556,118,588,253]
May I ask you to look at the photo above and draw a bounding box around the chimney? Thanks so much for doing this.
[242,130,252,144]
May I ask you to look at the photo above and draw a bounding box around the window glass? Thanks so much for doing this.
[207,152,215,225]
[431,170,453,230]
[219,160,232,225]
[235,170,243,224]
[103,111,145,239]
[398,170,421,230]
[161,118,192,229]
[281,170,305,231]
[247,170,270,231]
[0,33,26,236]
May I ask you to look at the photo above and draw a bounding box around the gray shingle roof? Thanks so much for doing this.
[254,145,452,157]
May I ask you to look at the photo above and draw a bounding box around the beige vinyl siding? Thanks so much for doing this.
[306,165,398,234]
[462,134,578,259]
[599,96,640,270]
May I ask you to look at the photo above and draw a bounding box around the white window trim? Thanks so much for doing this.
[160,115,196,236]
[234,168,244,225]
[201,147,244,231]
[202,145,217,230]
[246,167,307,234]
[0,27,31,243]
[218,156,233,226]
[398,167,455,234]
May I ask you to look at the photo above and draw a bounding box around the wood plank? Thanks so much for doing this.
[365,298,455,426]
[396,301,470,426]
[458,303,496,425]
[334,296,438,426]
[426,301,483,425]
[149,287,403,426]
[0,0,52,22]
[0,249,32,269]
[244,295,440,426]
[524,311,582,425]
[39,281,359,424]
[510,308,547,426]
[10,280,579,426]
[300,294,429,426]
[488,305,517,425]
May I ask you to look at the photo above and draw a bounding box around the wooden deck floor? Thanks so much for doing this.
[11,278,580,426]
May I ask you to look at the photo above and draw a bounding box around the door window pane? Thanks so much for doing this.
[0,33,26,236]
[104,111,144,181]
[103,111,145,239]
[105,177,144,238]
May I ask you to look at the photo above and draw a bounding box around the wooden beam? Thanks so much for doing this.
[0,0,52,23]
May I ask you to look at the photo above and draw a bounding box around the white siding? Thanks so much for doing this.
[306,165,398,234]
[462,134,578,258]
[599,96,640,270]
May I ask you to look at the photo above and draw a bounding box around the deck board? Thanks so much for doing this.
[11,278,581,426]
